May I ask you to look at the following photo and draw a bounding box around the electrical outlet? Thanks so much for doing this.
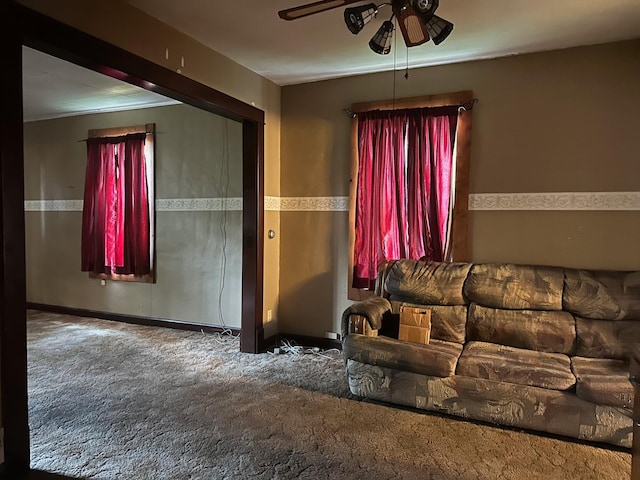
[267,309,273,322]
[325,331,340,340]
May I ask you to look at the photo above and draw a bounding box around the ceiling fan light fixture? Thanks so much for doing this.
[344,3,378,34]
[412,0,439,21]
[424,14,453,45]
[369,19,394,55]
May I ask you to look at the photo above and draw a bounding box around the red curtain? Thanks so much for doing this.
[122,135,150,275]
[81,133,150,275]
[353,106,458,289]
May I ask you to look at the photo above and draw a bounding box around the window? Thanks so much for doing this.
[348,92,473,299]
[81,124,155,282]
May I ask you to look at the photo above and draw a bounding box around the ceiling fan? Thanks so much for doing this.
[278,0,454,55]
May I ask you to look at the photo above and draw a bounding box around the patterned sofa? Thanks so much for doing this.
[341,260,640,447]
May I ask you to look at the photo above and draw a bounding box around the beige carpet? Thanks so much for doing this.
[27,311,631,479]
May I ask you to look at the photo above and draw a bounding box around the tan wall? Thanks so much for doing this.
[279,40,640,337]
[17,0,281,334]
[16,0,640,340]
[25,104,244,328]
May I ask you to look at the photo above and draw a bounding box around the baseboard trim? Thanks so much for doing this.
[26,304,340,352]
[26,303,240,336]
[274,333,342,351]
[262,334,278,350]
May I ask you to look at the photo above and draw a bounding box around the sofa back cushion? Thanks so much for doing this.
[564,269,640,321]
[576,317,640,360]
[391,301,467,344]
[385,260,471,306]
[467,304,576,354]
[463,264,564,311]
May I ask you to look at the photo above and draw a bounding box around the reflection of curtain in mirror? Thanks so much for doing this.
[81,133,150,275]
[352,106,458,289]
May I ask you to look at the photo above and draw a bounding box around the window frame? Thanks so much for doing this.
[347,91,473,301]
[85,123,156,283]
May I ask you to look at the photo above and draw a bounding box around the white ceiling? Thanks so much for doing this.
[22,47,179,122]
[127,0,640,86]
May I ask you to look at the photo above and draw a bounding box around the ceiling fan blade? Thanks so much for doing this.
[278,0,364,21]
[397,5,430,47]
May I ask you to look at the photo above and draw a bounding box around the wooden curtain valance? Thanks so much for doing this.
[345,91,477,118]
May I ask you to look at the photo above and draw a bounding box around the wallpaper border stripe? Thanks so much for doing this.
[24,198,244,212]
[469,192,640,211]
[24,192,640,212]
[24,200,83,211]
[156,198,243,211]
[265,196,349,212]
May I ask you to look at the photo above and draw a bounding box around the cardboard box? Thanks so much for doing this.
[398,306,431,344]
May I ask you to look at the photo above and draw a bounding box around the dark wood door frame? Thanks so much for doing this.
[1,2,265,474]
[1,0,30,476]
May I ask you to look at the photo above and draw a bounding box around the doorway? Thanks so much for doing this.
[1,2,264,475]
[23,46,246,333]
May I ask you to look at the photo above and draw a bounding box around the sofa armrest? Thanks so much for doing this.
[341,296,392,340]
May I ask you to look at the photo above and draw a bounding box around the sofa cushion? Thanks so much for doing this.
[385,260,471,306]
[343,334,462,378]
[564,269,640,321]
[456,341,575,391]
[576,317,640,360]
[571,357,633,408]
[463,264,564,311]
[467,304,576,354]
[390,301,467,344]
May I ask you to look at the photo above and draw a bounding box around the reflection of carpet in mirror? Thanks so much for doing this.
[28,311,630,479]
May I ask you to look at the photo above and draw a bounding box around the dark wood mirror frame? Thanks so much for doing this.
[1,2,265,475]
